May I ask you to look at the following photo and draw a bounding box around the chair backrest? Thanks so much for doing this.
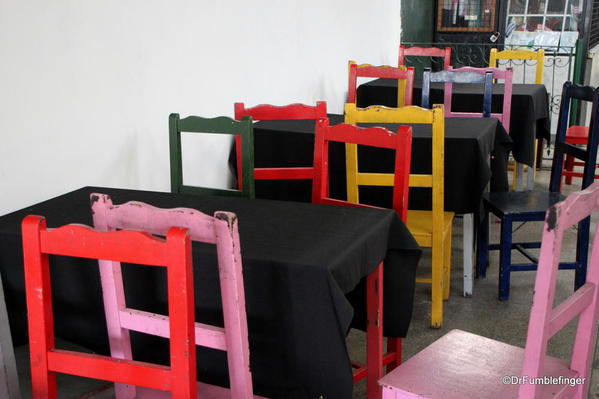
[347,61,414,107]
[549,83,599,193]
[311,118,412,222]
[234,101,326,121]
[169,113,255,198]
[519,181,599,399]
[344,104,446,228]
[234,102,326,182]
[398,45,452,70]
[22,215,197,398]
[91,193,254,398]
[489,48,545,85]
[422,68,494,120]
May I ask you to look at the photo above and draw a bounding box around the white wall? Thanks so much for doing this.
[0,0,401,216]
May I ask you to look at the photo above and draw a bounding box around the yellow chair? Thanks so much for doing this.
[344,103,453,328]
[489,48,545,190]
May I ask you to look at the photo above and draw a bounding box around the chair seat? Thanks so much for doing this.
[379,330,578,399]
[137,382,268,398]
[483,191,565,218]
[565,125,589,144]
[406,210,454,247]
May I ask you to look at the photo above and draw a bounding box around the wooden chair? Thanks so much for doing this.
[422,68,494,118]
[489,48,546,178]
[563,125,599,185]
[380,181,599,399]
[234,102,326,183]
[0,273,20,399]
[347,61,414,107]
[169,113,255,198]
[398,45,451,70]
[22,215,197,399]
[489,48,545,85]
[344,103,452,328]
[422,66,513,296]
[91,193,263,398]
[312,118,412,399]
[477,82,599,300]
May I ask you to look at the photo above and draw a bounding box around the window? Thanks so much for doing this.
[437,0,497,31]
[505,0,583,47]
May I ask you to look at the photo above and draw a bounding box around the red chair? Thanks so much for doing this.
[563,125,599,184]
[312,119,412,399]
[22,215,196,399]
[234,102,326,182]
[398,45,451,70]
[347,61,414,107]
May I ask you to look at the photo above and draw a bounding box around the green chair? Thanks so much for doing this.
[169,113,255,198]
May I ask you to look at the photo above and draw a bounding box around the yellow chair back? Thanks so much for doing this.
[488,48,545,84]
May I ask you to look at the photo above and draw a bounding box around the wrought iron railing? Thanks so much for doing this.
[401,42,580,123]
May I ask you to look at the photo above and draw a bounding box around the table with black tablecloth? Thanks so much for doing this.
[0,186,421,399]
[357,79,550,168]
[252,114,511,215]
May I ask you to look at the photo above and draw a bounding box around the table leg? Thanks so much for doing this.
[462,213,473,297]
[366,262,383,399]
[526,164,535,190]
[514,163,525,191]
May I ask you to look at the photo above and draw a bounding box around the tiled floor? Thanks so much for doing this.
[9,170,599,398]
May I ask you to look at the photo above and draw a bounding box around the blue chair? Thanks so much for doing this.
[477,82,599,300]
[421,68,493,118]
[421,67,495,297]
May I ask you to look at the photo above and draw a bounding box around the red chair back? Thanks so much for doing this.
[398,45,451,70]
[22,215,196,399]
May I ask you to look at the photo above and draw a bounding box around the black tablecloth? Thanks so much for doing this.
[252,114,511,215]
[0,186,421,399]
[357,79,550,167]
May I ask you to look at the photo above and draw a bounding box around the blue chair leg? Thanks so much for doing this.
[476,208,489,278]
[574,216,590,289]
[498,215,513,301]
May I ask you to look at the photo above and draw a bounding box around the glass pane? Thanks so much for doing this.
[509,0,526,13]
[528,0,547,14]
[545,16,564,30]
[547,0,567,13]
[526,16,544,31]
[513,16,526,30]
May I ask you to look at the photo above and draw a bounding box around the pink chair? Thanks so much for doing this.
[379,181,599,399]
[398,45,451,70]
[91,193,265,399]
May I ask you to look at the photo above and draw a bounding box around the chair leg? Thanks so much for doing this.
[366,263,383,399]
[386,337,401,372]
[462,213,474,297]
[0,274,20,399]
[431,241,444,328]
[498,216,513,301]
[476,209,489,278]
[565,154,574,185]
[443,228,452,301]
